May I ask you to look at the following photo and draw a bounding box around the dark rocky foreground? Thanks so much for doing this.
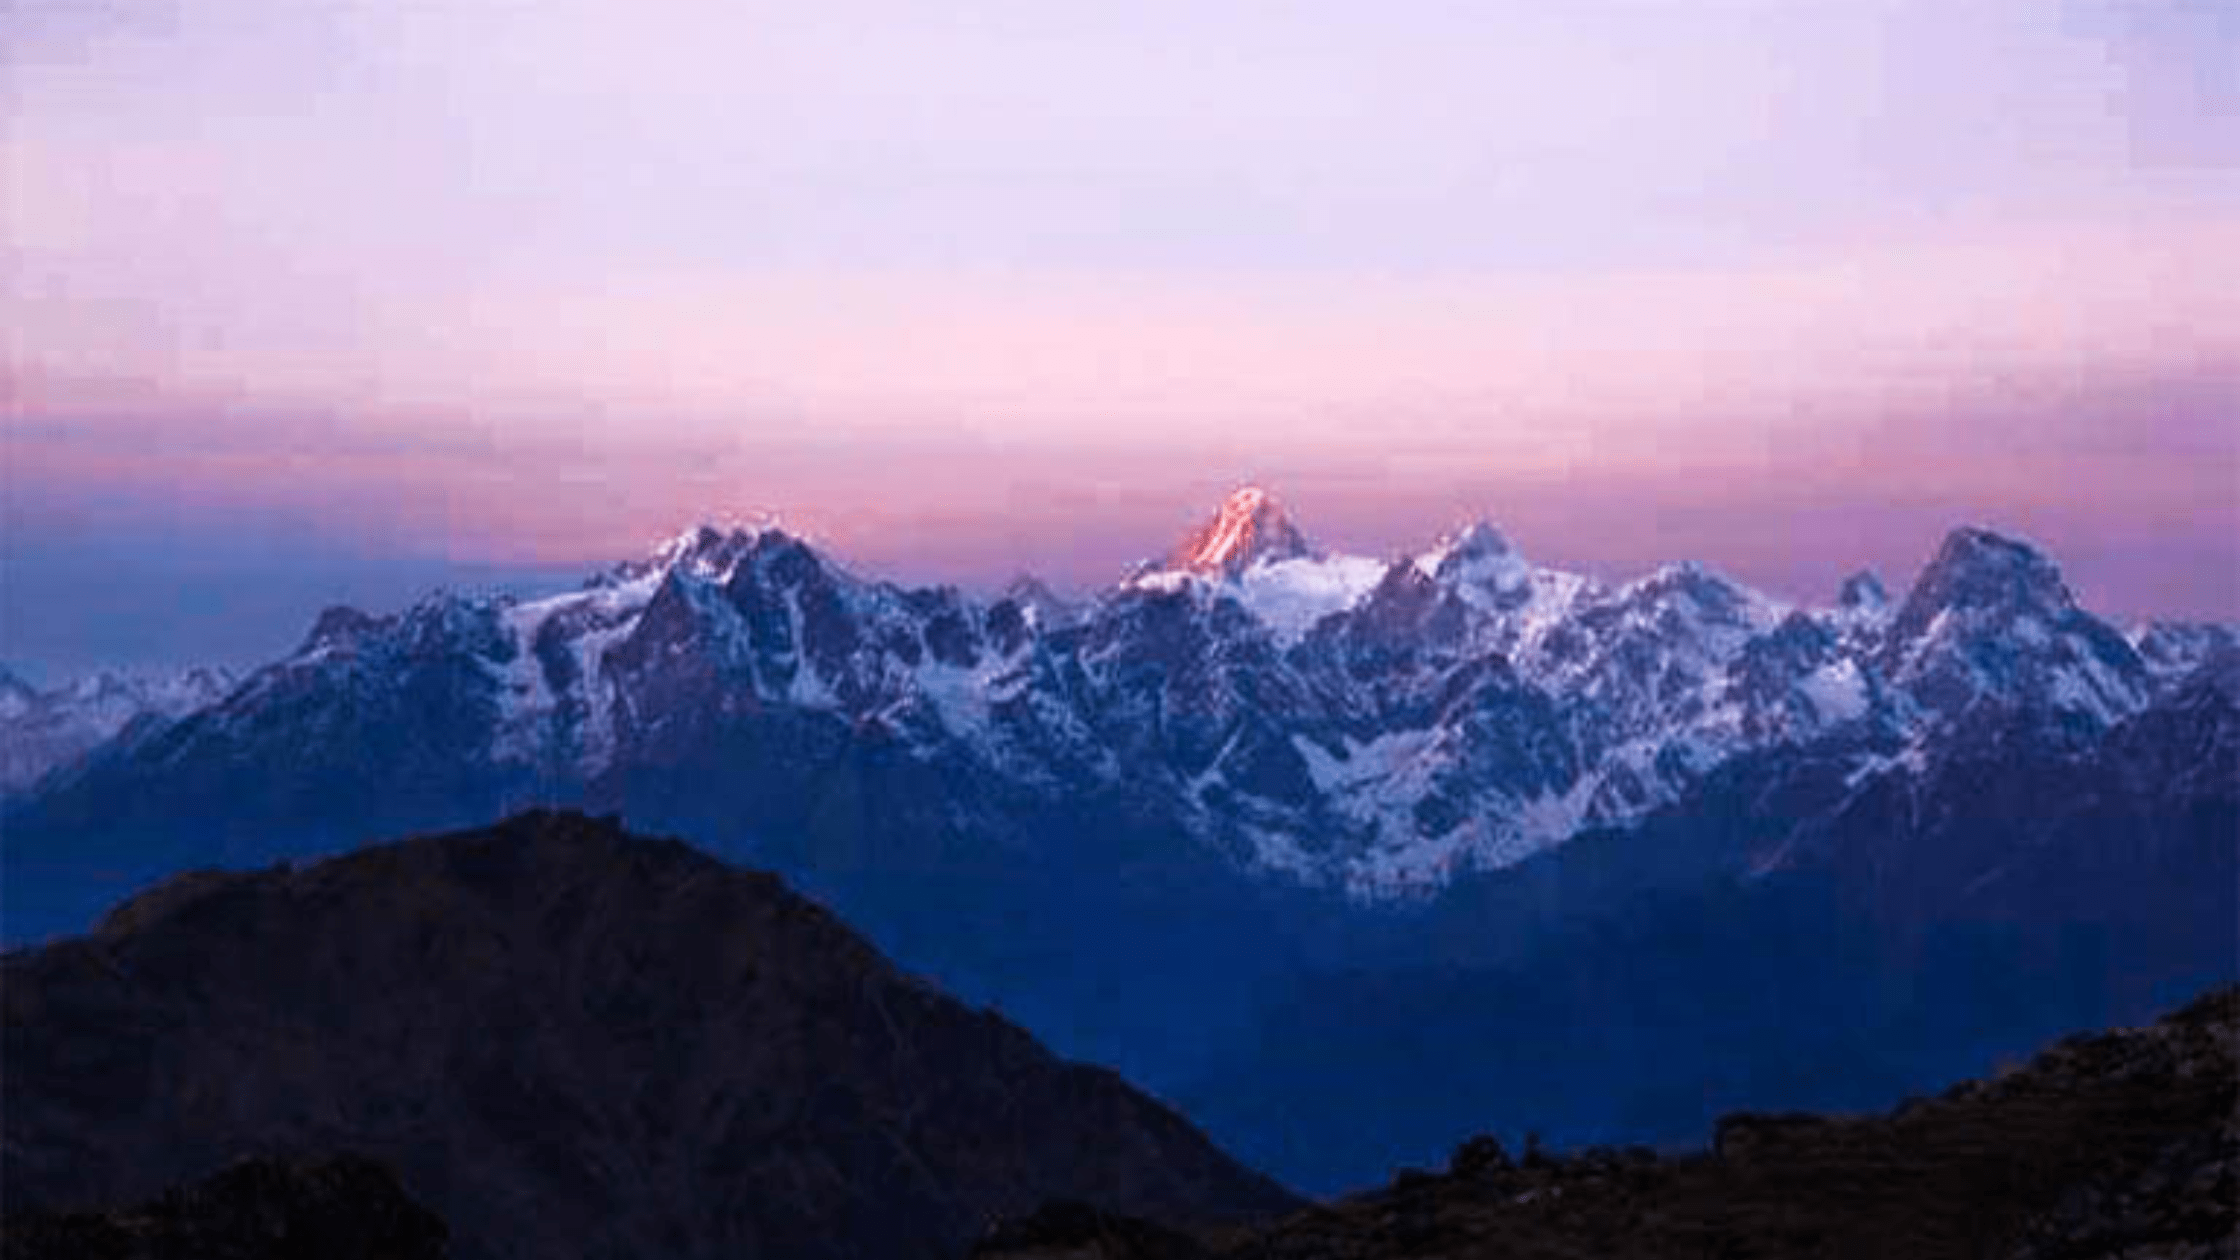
[5,807,2230,1259]
[1,811,1295,1260]
[974,986,2240,1260]
[0,1156,446,1260]
[8,998,2231,1260]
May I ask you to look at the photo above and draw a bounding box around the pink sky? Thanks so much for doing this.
[4,1,2236,669]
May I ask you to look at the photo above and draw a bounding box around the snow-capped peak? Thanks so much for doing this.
[1165,486,1315,578]
[1439,520,1515,562]
[1624,560,1788,630]
[998,575,1082,629]
[1417,519,1530,595]
[1891,526,2071,639]
[648,519,795,582]
[1879,526,2148,731]
[1121,488,1386,642]
[654,523,728,567]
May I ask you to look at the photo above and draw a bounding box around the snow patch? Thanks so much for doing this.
[1126,570,1196,596]
[1237,554,1386,645]
[1797,658,1871,726]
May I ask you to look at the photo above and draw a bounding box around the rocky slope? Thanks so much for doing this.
[973,986,2240,1260]
[0,811,1296,1260]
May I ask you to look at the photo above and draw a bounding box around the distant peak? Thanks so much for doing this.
[646,516,796,581]
[1000,573,1071,610]
[1881,526,2084,670]
[654,523,731,563]
[1837,570,1889,613]
[1902,526,2072,624]
[301,605,382,652]
[1001,572,1051,598]
[1637,559,1743,598]
[1936,525,2050,567]
[1651,558,1713,581]
[1442,520,1515,561]
[1165,486,1315,578]
[654,522,746,563]
[1420,518,1528,590]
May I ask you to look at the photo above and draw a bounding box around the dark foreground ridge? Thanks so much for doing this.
[1,811,1296,1260]
[0,1156,446,1260]
[974,986,2240,1260]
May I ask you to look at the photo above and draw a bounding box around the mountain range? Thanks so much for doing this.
[11,488,2227,907]
[4,487,2233,1191]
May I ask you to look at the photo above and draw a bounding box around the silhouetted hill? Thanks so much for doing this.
[1,811,1296,1260]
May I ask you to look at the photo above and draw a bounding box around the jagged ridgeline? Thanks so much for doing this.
[0,812,1297,1260]
[14,489,2226,926]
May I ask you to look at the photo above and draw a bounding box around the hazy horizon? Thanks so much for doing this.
[5,1,2235,675]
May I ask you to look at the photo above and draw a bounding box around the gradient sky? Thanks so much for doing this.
[4,1,2237,676]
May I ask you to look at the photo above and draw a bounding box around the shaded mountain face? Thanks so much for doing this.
[0,811,1297,1260]
[975,987,2240,1260]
